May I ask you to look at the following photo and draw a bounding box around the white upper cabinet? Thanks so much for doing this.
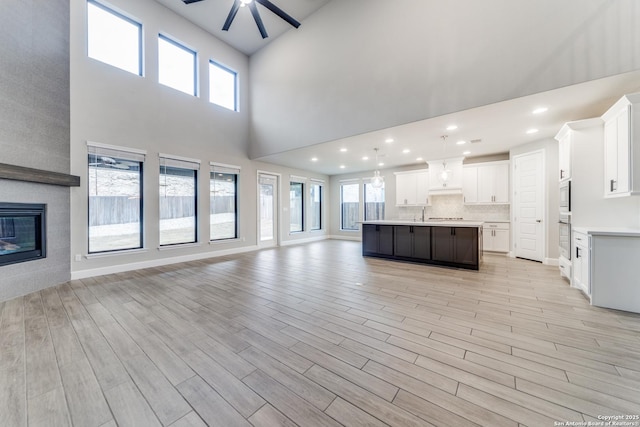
[394,169,429,206]
[427,157,464,194]
[462,167,478,203]
[463,161,510,204]
[601,93,640,198]
[558,131,572,181]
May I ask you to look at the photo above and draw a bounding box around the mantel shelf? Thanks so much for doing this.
[0,163,80,187]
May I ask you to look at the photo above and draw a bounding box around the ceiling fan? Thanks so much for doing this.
[182,0,301,39]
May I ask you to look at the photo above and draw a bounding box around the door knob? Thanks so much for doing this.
[536,219,542,223]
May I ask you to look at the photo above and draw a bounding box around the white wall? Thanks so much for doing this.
[70,0,328,278]
[249,0,640,158]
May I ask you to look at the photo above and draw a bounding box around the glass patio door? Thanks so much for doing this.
[258,173,278,247]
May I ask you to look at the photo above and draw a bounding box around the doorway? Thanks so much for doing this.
[258,172,279,248]
[512,150,545,262]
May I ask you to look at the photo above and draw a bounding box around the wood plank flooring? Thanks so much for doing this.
[2,240,640,426]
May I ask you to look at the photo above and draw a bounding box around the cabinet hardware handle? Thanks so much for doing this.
[576,247,580,258]
[560,169,564,179]
[610,179,617,192]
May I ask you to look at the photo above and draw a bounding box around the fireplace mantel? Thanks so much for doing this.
[0,163,80,187]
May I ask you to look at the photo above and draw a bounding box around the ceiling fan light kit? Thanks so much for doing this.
[183,0,301,39]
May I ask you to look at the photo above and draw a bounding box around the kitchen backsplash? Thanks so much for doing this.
[396,194,510,221]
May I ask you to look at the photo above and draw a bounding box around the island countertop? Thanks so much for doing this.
[360,219,484,227]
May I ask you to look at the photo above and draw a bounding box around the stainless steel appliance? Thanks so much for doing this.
[559,180,571,213]
[559,212,571,260]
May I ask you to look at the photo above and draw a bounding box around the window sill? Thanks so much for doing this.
[340,229,360,232]
[157,242,201,251]
[86,248,147,259]
[209,238,241,245]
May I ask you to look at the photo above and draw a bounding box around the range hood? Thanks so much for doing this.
[426,157,464,195]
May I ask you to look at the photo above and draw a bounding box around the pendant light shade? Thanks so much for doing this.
[371,148,384,188]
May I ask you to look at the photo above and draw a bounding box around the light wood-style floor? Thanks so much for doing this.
[2,240,640,427]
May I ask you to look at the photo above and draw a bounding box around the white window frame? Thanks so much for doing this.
[209,60,238,112]
[158,34,198,96]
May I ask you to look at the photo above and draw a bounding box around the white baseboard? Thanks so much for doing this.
[327,234,362,241]
[71,245,260,280]
[280,235,329,246]
[544,257,559,266]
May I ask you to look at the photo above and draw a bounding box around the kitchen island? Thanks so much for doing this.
[361,220,483,270]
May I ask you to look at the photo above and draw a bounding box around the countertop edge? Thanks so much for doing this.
[573,226,640,237]
[360,220,484,227]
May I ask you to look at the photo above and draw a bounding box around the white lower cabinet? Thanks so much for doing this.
[571,231,589,295]
[573,227,640,314]
[482,222,509,253]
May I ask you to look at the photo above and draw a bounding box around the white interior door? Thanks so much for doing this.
[258,173,279,248]
[513,151,544,262]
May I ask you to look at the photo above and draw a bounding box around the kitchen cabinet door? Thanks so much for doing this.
[412,226,431,260]
[394,226,413,257]
[462,166,478,204]
[378,225,394,255]
[395,173,417,205]
[558,133,571,181]
[362,224,378,254]
[492,229,510,252]
[492,163,510,203]
[431,227,454,262]
[415,171,430,206]
[453,227,477,265]
[604,105,630,196]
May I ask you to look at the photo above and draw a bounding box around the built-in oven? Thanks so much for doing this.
[559,180,571,213]
[559,212,571,260]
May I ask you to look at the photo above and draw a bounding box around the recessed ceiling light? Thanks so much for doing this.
[362,156,369,161]
[311,157,318,162]
[446,125,458,131]
[416,157,423,161]
[339,165,345,169]
[385,138,394,143]
[463,151,471,155]
[532,107,548,114]
[526,128,539,134]
[456,140,466,145]
[340,148,347,152]
[378,162,384,167]
[402,149,410,154]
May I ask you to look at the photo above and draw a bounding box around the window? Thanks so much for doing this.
[340,182,359,231]
[310,182,322,231]
[87,0,142,75]
[289,182,304,233]
[88,144,145,253]
[158,35,197,96]
[209,61,238,111]
[159,155,199,246]
[364,182,385,221]
[210,164,239,241]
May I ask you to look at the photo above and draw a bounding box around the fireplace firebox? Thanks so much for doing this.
[0,203,46,267]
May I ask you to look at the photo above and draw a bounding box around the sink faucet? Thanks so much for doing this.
[421,207,425,222]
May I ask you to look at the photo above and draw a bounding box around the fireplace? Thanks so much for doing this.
[0,203,46,266]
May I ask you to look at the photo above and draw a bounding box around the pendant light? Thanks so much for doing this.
[371,148,384,188]
[439,135,451,184]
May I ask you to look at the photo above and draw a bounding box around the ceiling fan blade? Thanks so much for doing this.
[248,2,268,39]
[222,0,241,31]
[255,0,300,28]
[182,0,205,4]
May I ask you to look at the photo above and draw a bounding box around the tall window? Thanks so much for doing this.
[87,0,142,75]
[159,156,199,246]
[340,182,359,231]
[364,182,385,221]
[88,144,144,253]
[158,35,197,96]
[290,182,304,233]
[210,164,239,241]
[209,61,238,111]
[310,182,322,231]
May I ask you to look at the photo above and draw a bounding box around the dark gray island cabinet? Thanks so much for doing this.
[362,221,483,270]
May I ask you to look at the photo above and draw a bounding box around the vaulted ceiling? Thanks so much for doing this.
[153,0,330,55]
